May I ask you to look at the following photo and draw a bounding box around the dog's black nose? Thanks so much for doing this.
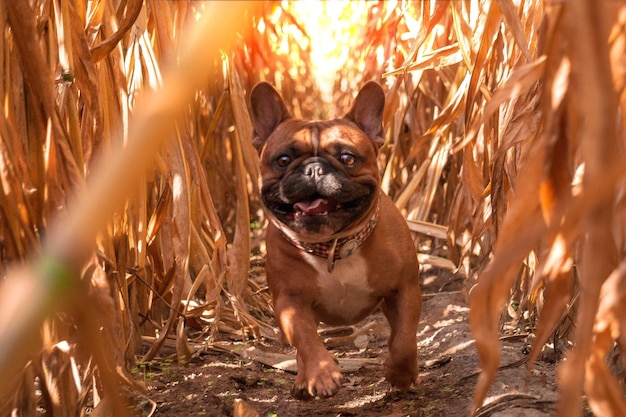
[304,162,325,178]
[303,157,329,179]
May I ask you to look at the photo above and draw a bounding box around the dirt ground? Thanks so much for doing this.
[136,266,562,417]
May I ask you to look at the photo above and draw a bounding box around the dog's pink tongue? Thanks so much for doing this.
[294,198,331,214]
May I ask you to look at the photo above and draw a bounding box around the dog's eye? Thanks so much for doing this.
[339,152,356,166]
[276,155,292,168]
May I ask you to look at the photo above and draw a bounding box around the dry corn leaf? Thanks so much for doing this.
[495,0,533,62]
[464,1,502,126]
[90,0,144,63]
[584,260,626,417]
[461,141,486,204]
[555,0,620,415]
[450,1,476,71]
[483,57,545,121]
[527,233,572,367]
[469,137,547,415]
[384,44,463,76]
[225,63,253,305]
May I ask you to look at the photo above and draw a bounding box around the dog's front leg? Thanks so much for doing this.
[273,295,343,399]
[381,280,422,390]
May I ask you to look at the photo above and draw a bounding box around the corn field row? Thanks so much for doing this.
[0,1,625,416]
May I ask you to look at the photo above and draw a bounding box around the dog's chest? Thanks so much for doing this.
[303,252,379,324]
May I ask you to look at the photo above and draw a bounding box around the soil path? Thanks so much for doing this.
[140,268,558,417]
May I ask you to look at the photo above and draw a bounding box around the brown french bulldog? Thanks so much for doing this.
[250,81,422,399]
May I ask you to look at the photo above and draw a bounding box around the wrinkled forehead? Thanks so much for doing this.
[267,119,369,155]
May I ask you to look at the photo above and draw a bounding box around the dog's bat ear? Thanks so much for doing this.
[250,82,291,150]
[344,81,385,148]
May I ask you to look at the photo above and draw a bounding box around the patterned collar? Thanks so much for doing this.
[274,201,380,273]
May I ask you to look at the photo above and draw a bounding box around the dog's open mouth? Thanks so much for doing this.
[293,198,339,216]
[266,190,375,234]
[271,194,370,220]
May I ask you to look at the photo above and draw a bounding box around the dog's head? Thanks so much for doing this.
[250,82,385,241]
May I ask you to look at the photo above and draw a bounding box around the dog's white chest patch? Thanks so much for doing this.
[304,252,377,323]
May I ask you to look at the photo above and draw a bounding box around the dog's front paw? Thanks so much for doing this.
[385,358,418,391]
[292,358,343,399]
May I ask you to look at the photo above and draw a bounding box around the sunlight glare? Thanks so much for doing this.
[284,1,368,102]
